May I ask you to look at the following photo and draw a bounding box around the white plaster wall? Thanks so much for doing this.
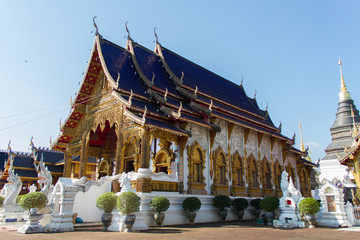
[272,140,282,165]
[319,158,353,183]
[73,180,112,222]
[229,125,244,157]
[245,130,257,158]
[259,135,271,161]
[135,192,255,227]
[284,152,299,187]
[184,123,211,194]
[211,119,227,152]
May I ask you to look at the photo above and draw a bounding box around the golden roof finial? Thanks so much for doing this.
[154,27,159,43]
[299,120,305,152]
[338,57,351,102]
[125,21,131,40]
[351,105,358,137]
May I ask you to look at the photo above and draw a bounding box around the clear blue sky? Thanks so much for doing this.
[1,1,360,162]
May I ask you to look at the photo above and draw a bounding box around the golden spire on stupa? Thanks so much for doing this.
[338,57,351,102]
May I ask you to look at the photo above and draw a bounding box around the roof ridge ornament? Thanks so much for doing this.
[93,16,100,36]
[180,71,184,84]
[116,72,120,89]
[7,140,12,153]
[128,89,133,106]
[164,88,168,102]
[154,27,159,43]
[171,102,182,119]
[194,85,198,98]
[151,72,155,86]
[240,75,244,86]
[125,21,131,40]
[253,89,257,100]
[278,121,282,133]
[141,106,147,125]
[30,136,35,149]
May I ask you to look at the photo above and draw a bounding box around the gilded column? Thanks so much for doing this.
[62,147,71,177]
[136,128,152,192]
[114,109,124,175]
[79,132,90,178]
[353,157,360,196]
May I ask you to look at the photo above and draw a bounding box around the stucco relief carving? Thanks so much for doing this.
[272,140,282,162]
[245,131,257,157]
[212,119,227,151]
[229,126,243,156]
[259,135,270,160]
[186,124,208,151]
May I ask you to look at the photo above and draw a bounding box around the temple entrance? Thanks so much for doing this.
[124,157,135,173]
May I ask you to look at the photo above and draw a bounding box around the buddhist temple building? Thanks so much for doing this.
[319,58,360,187]
[49,24,315,198]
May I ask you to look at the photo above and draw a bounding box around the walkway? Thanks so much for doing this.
[1,221,359,240]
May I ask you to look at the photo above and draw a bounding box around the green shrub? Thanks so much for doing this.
[299,197,320,214]
[150,196,170,213]
[0,196,4,207]
[18,192,48,210]
[117,191,141,215]
[16,195,23,204]
[183,197,202,212]
[259,197,279,212]
[96,192,117,214]
[250,198,262,209]
[232,198,249,211]
[213,195,231,211]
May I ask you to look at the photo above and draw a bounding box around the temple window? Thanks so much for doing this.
[233,155,244,186]
[249,159,259,188]
[153,139,174,174]
[217,152,227,185]
[264,162,272,189]
[275,163,282,189]
[124,142,136,173]
[187,141,206,195]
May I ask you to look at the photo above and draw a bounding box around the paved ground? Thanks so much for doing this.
[1,221,360,240]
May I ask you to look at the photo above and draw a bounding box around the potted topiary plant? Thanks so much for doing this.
[299,197,320,228]
[96,192,117,231]
[213,195,231,221]
[0,196,4,208]
[17,192,48,234]
[259,197,279,225]
[250,198,262,219]
[232,198,249,221]
[183,197,202,224]
[16,194,23,204]
[117,191,141,232]
[150,196,170,226]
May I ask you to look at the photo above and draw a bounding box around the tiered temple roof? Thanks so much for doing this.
[0,148,64,185]
[53,30,297,151]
